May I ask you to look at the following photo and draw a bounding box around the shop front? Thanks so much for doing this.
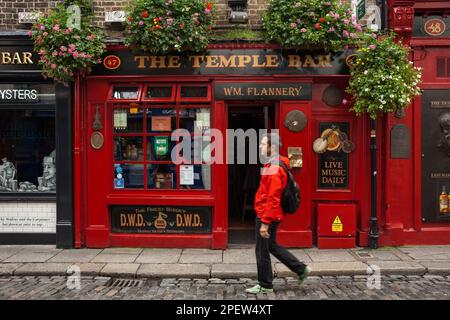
[75,44,375,249]
[0,34,73,246]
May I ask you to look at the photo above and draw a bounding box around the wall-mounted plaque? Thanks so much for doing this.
[285,110,307,132]
[390,124,410,159]
[90,131,104,150]
[111,206,212,234]
[322,85,344,107]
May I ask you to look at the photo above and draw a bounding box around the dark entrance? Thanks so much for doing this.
[227,104,275,243]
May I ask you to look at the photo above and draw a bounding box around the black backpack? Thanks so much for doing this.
[278,161,301,214]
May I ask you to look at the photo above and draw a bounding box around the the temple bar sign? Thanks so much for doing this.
[93,49,350,76]
[215,83,312,100]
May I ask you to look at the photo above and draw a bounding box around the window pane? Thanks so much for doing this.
[437,58,445,77]
[114,164,144,189]
[113,108,143,134]
[179,108,210,133]
[146,86,173,99]
[178,136,212,163]
[147,164,176,189]
[147,108,176,133]
[114,136,143,161]
[0,110,55,193]
[112,86,139,99]
[180,86,208,98]
[146,136,176,161]
[180,164,211,190]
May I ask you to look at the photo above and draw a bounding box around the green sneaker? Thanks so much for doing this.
[245,284,274,294]
[298,266,311,285]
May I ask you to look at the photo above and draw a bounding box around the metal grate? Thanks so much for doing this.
[355,251,373,259]
[106,278,144,288]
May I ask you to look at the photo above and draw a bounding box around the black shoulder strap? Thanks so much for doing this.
[278,161,290,176]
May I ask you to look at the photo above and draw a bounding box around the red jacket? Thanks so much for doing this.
[254,155,290,225]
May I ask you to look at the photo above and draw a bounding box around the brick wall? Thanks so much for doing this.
[0,202,56,234]
[0,0,267,35]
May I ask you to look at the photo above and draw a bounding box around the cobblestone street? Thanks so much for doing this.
[0,275,449,300]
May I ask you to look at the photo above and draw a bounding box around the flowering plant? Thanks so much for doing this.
[263,0,363,50]
[30,0,105,84]
[125,0,215,54]
[345,32,422,119]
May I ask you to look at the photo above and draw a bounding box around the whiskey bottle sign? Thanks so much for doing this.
[439,186,448,214]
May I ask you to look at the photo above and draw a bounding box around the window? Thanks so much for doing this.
[0,109,56,193]
[111,85,141,100]
[437,57,450,78]
[112,105,211,191]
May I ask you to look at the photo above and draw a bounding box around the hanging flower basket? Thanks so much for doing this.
[30,0,106,84]
[345,32,423,119]
[263,0,363,51]
[125,0,215,54]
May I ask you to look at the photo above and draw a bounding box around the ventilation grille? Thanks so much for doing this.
[106,278,144,288]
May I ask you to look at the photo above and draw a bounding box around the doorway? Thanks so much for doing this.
[228,104,275,244]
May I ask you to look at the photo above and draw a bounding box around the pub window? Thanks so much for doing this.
[0,109,56,194]
[177,84,211,102]
[112,86,140,100]
[144,84,176,102]
[436,57,450,78]
[112,104,211,191]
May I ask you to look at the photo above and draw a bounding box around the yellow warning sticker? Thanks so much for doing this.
[332,216,343,232]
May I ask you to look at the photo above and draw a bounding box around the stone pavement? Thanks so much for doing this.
[1,275,450,300]
[1,245,450,279]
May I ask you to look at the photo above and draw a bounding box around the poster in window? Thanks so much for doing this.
[154,136,169,156]
[152,116,172,131]
[114,110,127,130]
[180,165,194,185]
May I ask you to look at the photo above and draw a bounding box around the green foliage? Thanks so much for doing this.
[125,0,215,54]
[263,0,363,50]
[30,0,105,84]
[345,32,422,119]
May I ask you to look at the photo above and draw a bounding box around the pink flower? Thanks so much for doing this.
[350,33,357,39]
[342,30,349,38]
[356,25,363,31]
[43,32,48,37]
[300,28,307,33]
[139,20,145,26]
[334,13,340,19]
[326,1,332,5]
[372,33,378,39]
[52,51,58,57]
[204,8,211,15]
[194,12,199,17]
[343,19,349,25]
[328,27,335,32]
[39,25,45,30]
[344,45,349,49]
[51,64,57,69]
[72,51,79,59]
[60,46,67,52]
[97,58,102,64]
[53,24,60,31]
[27,30,33,36]
[369,44,376,50]
[65,29,71,35]
[290,22,297,28]
[69,44,76,50]
[342,99,348,105]
[39,49,46,55]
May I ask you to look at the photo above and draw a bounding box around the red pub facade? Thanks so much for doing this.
[71,0,450,250]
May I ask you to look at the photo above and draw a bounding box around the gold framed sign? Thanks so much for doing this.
[91,131,104,150]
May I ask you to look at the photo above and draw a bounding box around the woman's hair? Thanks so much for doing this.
[262,132,282,149]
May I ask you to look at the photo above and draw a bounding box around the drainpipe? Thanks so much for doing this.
[369,120,379,249]
[369,0,387,249]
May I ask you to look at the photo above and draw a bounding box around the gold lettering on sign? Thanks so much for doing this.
[168,56,181,68]
[134,56,149,69]
[0,52,34,65]
[120,213,145,227]
[219,56,237,68]
[176,213,203,227]
[431,173,450,179]
[321,161,347,185]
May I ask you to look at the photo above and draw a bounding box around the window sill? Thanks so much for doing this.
[0,193,56,202]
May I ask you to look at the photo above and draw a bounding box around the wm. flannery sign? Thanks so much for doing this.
[93,49,349,76]
[215,82,312,100]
